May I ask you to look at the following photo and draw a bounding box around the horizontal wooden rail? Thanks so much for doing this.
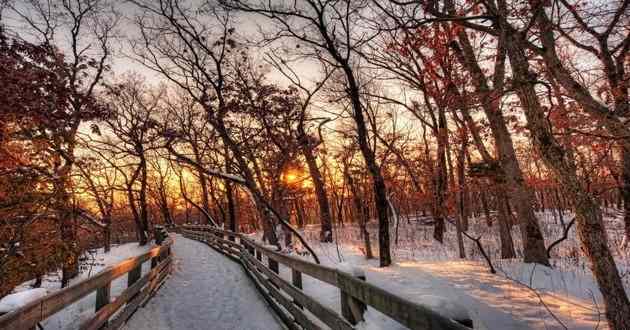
[182,225,472,330]
[0,239,173,330]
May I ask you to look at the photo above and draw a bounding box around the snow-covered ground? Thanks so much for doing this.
[287,243,604,329]
[273,209,627,329]
[5,208,623,330]
[1,242,152,329]
[0,288,48,314]
[123,235,283,330]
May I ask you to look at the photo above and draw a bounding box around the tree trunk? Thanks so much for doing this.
[294,197,306,228]
[454,30,550,266]
[138,154,150,245]
[496,188,516,259]
[503,29,630,328]
[480,187,493,227]
[622,148,630,241]
[208,181,227,225]
[159,196,173,225]
[455,212,466,259]
[194,147,212,219]
[300,139,333,242]
[103,218,111,253]
[344,71,391,266]
[554,189,565,227]
[457,123,470,232]
[55,166,79,288]
[226,181,237,233]
[347,171,373,259]
[59,193,78,288]
[126,180,147,245]
[433,107,448,243]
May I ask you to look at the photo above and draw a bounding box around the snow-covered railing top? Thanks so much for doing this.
[182,225,472,330]
[0,238,173,330]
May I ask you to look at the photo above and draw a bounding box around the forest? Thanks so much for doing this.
[0,0,628,329]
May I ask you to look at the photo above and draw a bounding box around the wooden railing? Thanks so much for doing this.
[182,225,472,330]
[0,239,173,330]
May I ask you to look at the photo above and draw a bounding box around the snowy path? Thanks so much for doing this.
[122,235,283,330]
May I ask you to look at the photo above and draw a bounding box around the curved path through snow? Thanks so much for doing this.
[123,235,283,330]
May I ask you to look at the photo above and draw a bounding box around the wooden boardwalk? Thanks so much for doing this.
[122,236,283,330]
[182,226,473,330]
[0,229,474,330]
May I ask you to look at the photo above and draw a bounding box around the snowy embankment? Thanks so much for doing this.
[0,242,151,329]
[278,241,604,330]
[274,209,624,330]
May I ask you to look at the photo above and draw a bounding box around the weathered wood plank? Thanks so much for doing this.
[216,238,242,250]
[183,227,474,330]
[81,254,171,330]
[140,258,171,307]
[242,267,299,330]
[239,237,338,285]
[242,252,353,330]
[102,257,171,330]
[291,269,302,290]
[268,258,279,274]
[103,284,150,330]
[291,268,303,309]
[0,239,172,330]
[340,272,366,325]
[95,283,111,313]
[128,264,142,287]
[336,271,470,330]
[196,236,241,263]
[81,270,150,330]
[241,257,319,330]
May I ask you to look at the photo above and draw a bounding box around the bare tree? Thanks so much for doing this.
[396,0,630,326]
[266,52,337,242]
[223,0,393,266]
[73,155,116,252]
[163,92,218,225]
[93,75,164,245]
[130,0,320,261]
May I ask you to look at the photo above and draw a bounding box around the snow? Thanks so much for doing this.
[122,234,282,330]
[7,205,618,330]
[289,243,604,329]
[415,295,470,322]
[11,242,153,294]
[336,262,365,278]
[181,163,245,185]
[0,288,48,314]
[6,242,152,330]
[287,212,618,330]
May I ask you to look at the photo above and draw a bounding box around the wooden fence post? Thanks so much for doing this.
[292,269,303,309]
[95,282,110,312]
[128,264,142,288]
[269,258,279,274]
[151,251,159,269]
[339,271,367,325]
[244,242,254,256]
[268,257,279,289]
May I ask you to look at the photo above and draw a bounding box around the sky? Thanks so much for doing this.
[0,0,495,154]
